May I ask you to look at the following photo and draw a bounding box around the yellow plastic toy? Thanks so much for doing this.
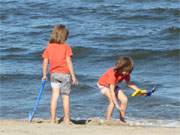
[131,89,147,97]
[131,87,157,97]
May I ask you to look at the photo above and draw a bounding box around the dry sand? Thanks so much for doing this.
[0,119,179,135]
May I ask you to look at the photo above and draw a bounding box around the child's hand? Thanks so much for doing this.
[131,90,141,96]
[42,76,47,81]
[140,89,147,93]
[139,89,147,96]
[72,76,78,85]
[131,89,147,96]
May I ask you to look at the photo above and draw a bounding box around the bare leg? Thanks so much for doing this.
[62,94,71,124]
[117,90,128,123]
[103,90,115,121]
[50,88,60,123]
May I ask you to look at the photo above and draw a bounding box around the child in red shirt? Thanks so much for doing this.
[97,56,144,123]
[42,25,78,124]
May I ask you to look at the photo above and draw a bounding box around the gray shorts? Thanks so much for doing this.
[51,73,72,95]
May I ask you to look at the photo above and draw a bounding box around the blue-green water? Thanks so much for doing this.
[0,0,180,127]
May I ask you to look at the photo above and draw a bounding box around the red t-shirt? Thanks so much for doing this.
[42,43,73,74]
[98,67,130,87]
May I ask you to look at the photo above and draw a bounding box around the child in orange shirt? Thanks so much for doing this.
[42,25,78,124]
[97,56,144,123]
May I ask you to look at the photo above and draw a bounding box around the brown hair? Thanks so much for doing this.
[114,56,134,73]
[49,24,69,44]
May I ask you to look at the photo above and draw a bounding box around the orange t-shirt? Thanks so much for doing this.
[98,67,130,87]
[42,43,73,74]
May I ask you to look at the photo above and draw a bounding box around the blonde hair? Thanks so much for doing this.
[49,24,69,44]
[115,56,134,73]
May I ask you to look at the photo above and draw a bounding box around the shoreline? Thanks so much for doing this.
[0,119,180,135]
[1,117,180,127]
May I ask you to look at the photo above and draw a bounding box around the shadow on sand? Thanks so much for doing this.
[33,117,127,126]
[57,117,92,125]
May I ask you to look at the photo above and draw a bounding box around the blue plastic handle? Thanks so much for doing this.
[28,80,46,122]
[146,86,157,97]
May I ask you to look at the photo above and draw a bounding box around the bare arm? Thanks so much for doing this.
[66,56,78,85]
[127,81,141,91]
[42,58,48,80]
[110,84,120,110]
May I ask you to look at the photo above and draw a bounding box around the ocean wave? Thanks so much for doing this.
[90,35,128,42]
[92,49,180,62]
[32,24,52,29]
[156,26,180,40]
[73,46,100,58]
[0,47,27,53]
[77,74,97,82]
[65,6,97,15]
[104,7,179,21]
[160,104,180,108]
[120,14,166,21]
[128,118,180,128]
[136,7,180,16]
[128,49,180,59]
[0,74,41,81]
[0,14,8,21]
[74,84,94,94]
[0,54,41,61]
[0,73,97,83]
[0,50,43,61]
[89,35,145,42]
[0,46,99,61]
[163,26,180,34]
[1,48,179,61]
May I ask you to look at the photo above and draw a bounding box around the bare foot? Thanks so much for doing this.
[119,120,128,126]
[63,120,74,126]
[120,117,127,123]
[51,120,58,124]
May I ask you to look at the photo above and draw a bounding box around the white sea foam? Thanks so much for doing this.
[128,118,180,128]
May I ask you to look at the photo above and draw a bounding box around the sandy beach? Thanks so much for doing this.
[0,119,179,135]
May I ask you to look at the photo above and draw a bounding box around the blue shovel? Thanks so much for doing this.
[145,86,157,97]
[28,80,46,122]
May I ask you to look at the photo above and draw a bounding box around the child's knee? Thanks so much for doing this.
[51,93,59,101]
[121,96,128,104]
[108,101,115,107]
